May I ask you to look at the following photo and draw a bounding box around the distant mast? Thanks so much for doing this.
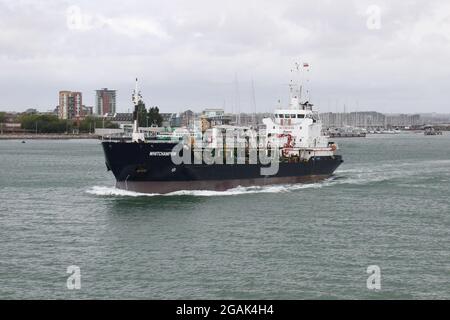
[132,78,145,142]
[288,61,312,110]
[289,62,302,109]
[289,61,313,109]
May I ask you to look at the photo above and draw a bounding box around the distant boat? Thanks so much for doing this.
[21,140,26,143]
[424,125,443,136]
[326,126,366,138]
[369,129,399,134]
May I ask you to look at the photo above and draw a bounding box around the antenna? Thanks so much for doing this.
[132,77,141,106]
[289,61,303,108]
[302,62,310,103]
[131,77,145,142]
[251,78,257,126]
[234,72,240,125]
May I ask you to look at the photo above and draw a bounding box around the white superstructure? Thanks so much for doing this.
[263,63,338,159]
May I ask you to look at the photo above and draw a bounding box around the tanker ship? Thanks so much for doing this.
[101,65,343,193]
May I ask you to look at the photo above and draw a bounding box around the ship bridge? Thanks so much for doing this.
[273,106,319,126]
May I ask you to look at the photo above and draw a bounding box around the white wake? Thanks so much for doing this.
[87,160,443,197]
[86,180,333,198]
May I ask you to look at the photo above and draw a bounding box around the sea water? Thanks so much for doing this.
[0,133,449,299]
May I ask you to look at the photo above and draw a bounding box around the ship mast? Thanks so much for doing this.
[132,78,145,142]
[289,62,302,109]
[288,61,312,110]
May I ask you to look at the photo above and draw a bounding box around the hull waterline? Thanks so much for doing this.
[115,174,333,194]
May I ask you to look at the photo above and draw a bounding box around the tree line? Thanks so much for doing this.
[18,114,119,134]
[1,102,163,134]
[135,102,163,127]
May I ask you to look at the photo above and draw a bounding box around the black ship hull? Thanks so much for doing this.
[102,141,343,194]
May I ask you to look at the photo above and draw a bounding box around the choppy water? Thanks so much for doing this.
[0,133,449,299]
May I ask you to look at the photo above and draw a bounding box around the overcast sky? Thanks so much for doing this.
[1,0,450,114]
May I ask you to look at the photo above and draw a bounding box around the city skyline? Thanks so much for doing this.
[1,84,450,116]
[1,1,450,114]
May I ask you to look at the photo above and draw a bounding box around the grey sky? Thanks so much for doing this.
[1,0,449,114]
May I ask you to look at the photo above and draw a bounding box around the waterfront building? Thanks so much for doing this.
[160,113,178,128]
[320,111,421,129]
[200,108,232,131]
[180,109,195,127]
[418,113,450,125]
[24,108,38,114]
[385,114,421,128]
[110,113,133,126]
[96,88,117,116]
[229,113,272,126]
[82,105,94,116]
[0,112,22,133]
[58,91,83,120]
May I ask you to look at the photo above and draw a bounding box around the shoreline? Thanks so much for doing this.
[0,134,98,140]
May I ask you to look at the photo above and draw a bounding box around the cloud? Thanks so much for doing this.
[0,0,449,113]
[66,5,170,39]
